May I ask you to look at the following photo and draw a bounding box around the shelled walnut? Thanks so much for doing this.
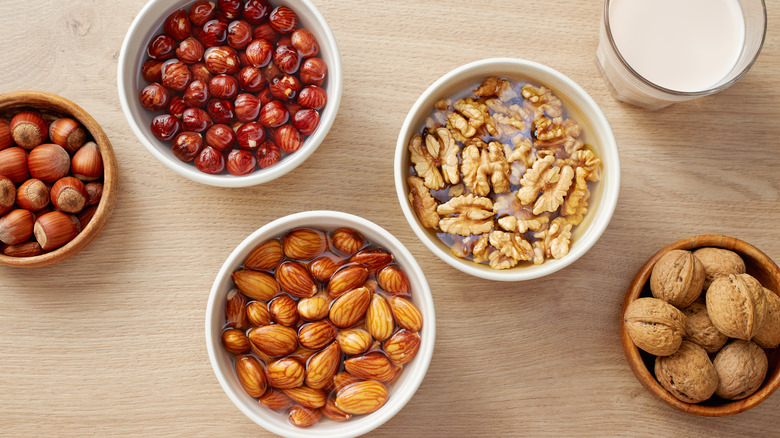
[406,76,602,269]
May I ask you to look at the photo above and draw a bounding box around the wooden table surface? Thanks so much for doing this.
[1,0,779,436]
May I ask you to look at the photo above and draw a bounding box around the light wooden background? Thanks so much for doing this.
[1,0,779,436]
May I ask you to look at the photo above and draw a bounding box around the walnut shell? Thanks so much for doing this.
[650,250,705,308]
[681,299,728,354]
[654,341,718,403]
[624,297,687,356]
[713,340,768,400]
[706,273,768,340]
[753,288,780,348]
[692,247,746,289]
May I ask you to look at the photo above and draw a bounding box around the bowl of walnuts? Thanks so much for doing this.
[621,235,780,416]
[394,58,620,281]
[118,0,342,187]
[0,91,118,267]
[205,210,435,436]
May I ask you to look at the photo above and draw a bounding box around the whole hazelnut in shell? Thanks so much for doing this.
[706,273,768,340]
[654,341,719,403]
[753,288,780,348]
[692,247,746,289]
[681,299,728,354]
[650,249,705,308]
[624,297,687,356]
[712,340,767,400]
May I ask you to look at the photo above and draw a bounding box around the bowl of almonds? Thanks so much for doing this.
[205,211,435,436]
[621,235,780,416]
[394,58,620,281]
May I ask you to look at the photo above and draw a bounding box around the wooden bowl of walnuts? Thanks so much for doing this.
[621,235,780,416]
[0,91,118,267]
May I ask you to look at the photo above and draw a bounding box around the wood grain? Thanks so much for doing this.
[0,0,779,436]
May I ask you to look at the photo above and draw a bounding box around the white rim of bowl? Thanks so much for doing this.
[394,57,620,281]
[117,0,343,188]
[205,210,436,437]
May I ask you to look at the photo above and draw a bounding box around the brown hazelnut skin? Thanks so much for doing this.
[274,124,303,153]
[243,0,271,25]
[189,0,217,27]
[236,121,266,150]
[167,96,187,119]
[237,66,266,92]
[300,58,327,86]
[3,241,43,257]
[206,99,236,125]
[298,85,327,110]
[291,29,319,58]
[15,179,49,212]
[227,20,253,50]
[209,74,239,100]
[259,100,289,128]
[194,146,226,174]
[270,75,301,101]
[226,149,256,175]
[147,33,176,60]
[256,140,281,169]
[171,132,204,162]
[0,147,30,184]
[204,46,241,75]
[245,39,273,68]
[713,340,768,400]
[28,144,70,184]
[655,341,718,403]
[205,124,236,152]
[151,114,181,142]
[84,182,102,206]
[141,59,164,83]
[161,59,192,92]
[199,20,228,48]
[234,93,261,122]
[10,111,48,150]
[182,108,214,133]
[293,109,320,136]
[176,37,205,64]
[164,9,191,41]
[273,45,300,75]
[49,118,87,154]
[269,6,298,34]
[253,23,279,43]
[0,209,35,245]
[140,83,171,112]
[33,210,80,251]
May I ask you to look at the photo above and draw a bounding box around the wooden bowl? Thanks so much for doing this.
[0,91,118,267]
[621,235,780,416]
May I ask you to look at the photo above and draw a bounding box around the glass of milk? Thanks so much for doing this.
[596,0,766,110]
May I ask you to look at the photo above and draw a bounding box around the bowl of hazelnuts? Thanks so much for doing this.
[117,0,342,188]
[621,235,780,416]
[0,91,118,267]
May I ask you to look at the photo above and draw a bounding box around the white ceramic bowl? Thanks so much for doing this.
[118,0,342,187]
[205,211,435,437]
[394,58,620,281]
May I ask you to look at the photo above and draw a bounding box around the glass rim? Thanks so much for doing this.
[603,0,767,97]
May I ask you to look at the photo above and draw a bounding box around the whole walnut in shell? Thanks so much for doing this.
[654,341,719,403]
[681,299,728,354]
[753,288,780,349]
[706,273,768,340]
[650,250,705,308]
[624,297,687,356]
[713,340,768,400]
[692,247,746,289]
